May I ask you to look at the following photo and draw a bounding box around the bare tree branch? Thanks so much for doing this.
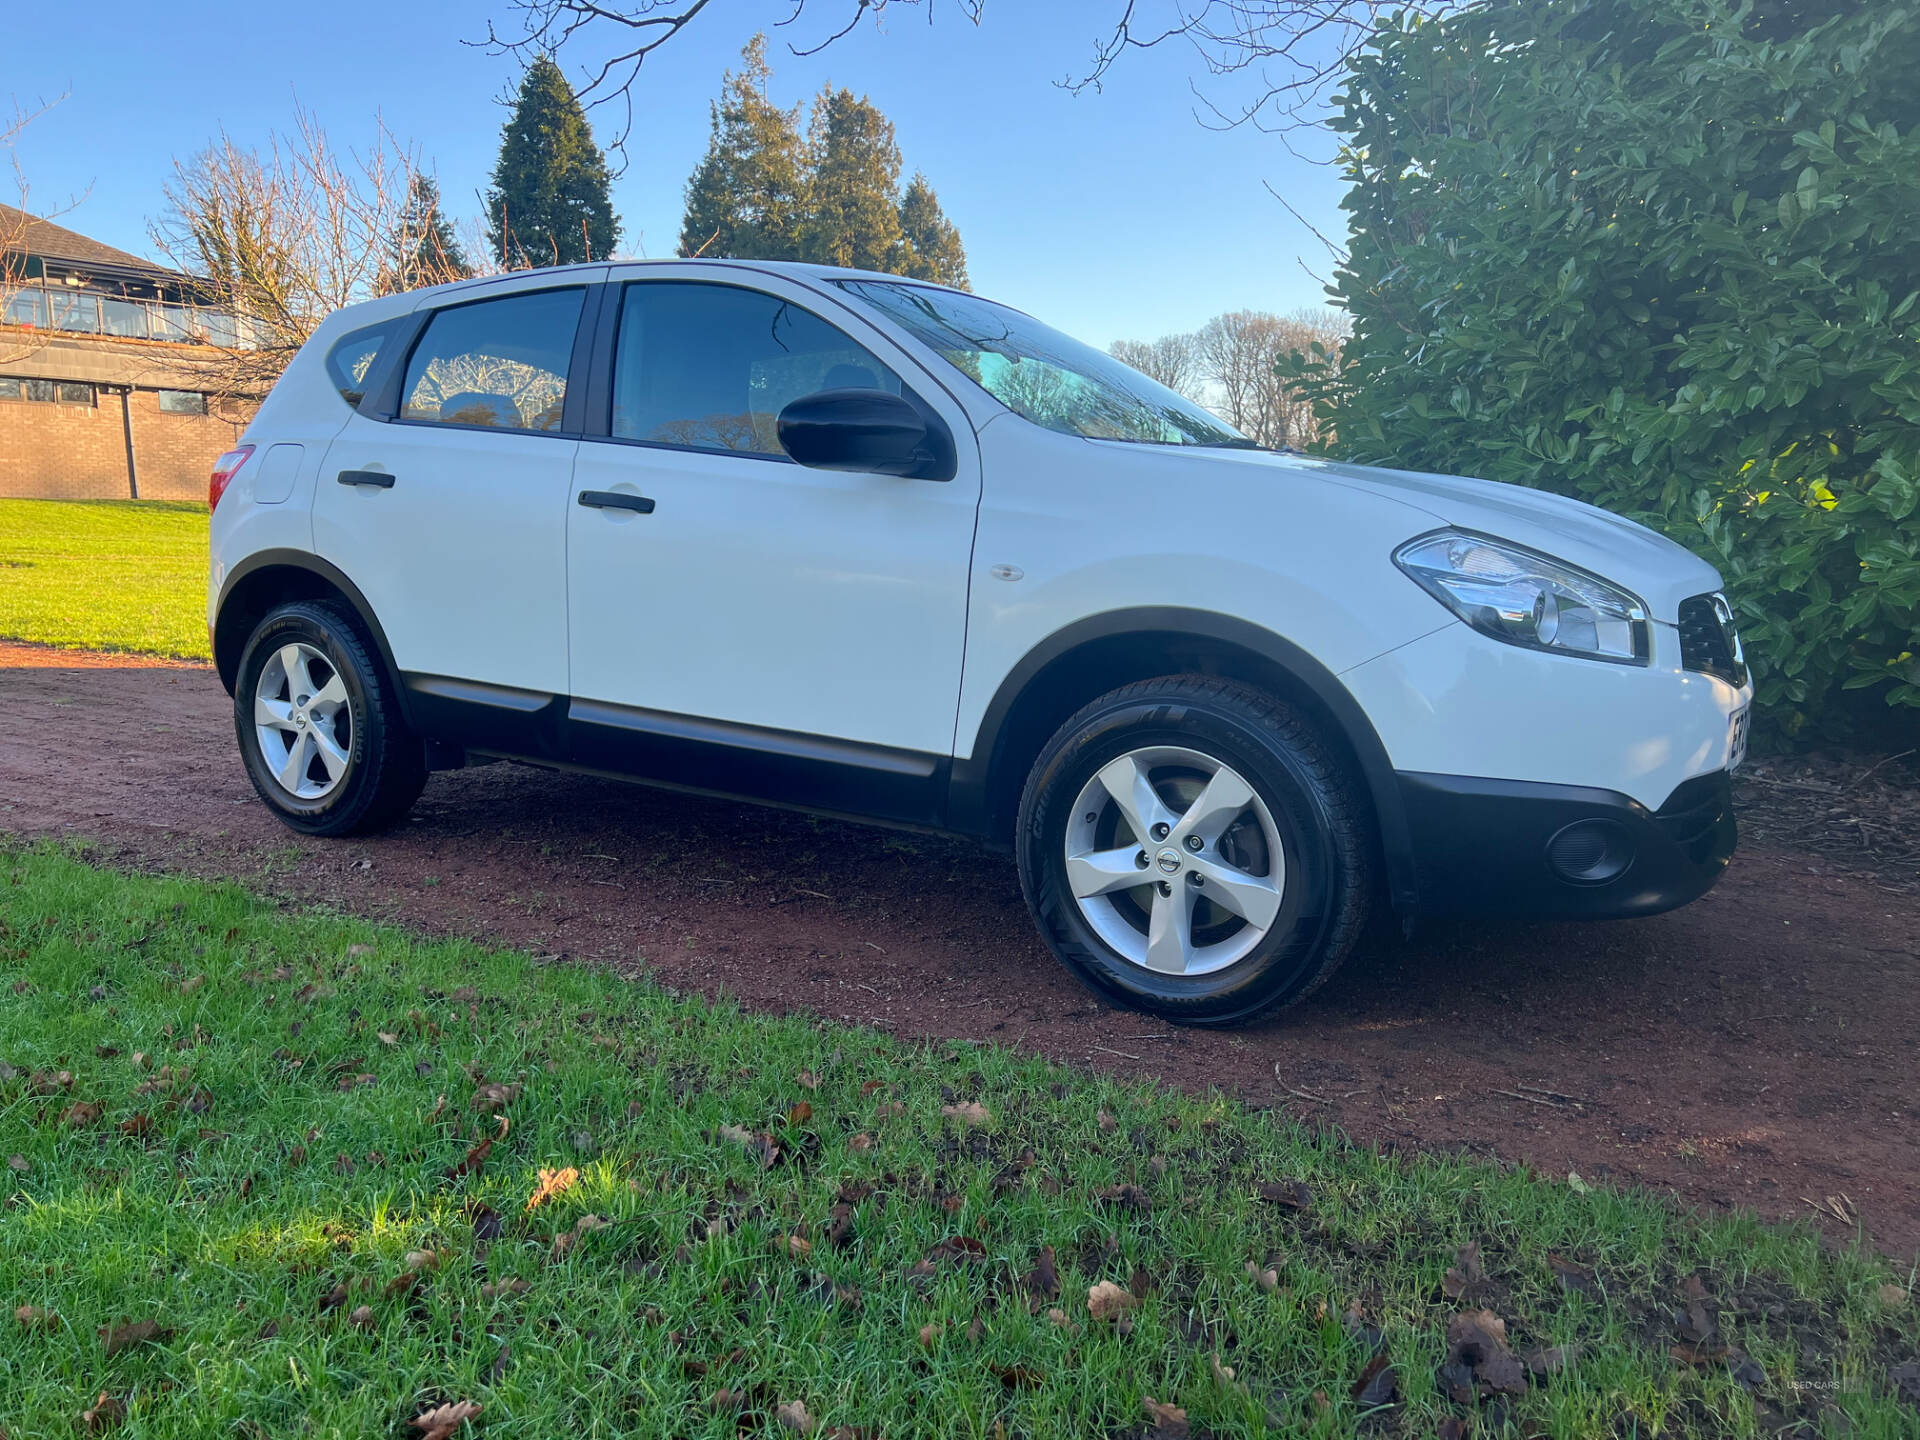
[476,0,983,172]
[0,93,83,367]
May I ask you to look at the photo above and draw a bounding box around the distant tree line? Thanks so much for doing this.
[1110,308,1347,450]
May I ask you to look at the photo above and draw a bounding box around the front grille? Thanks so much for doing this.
[1677,593,1747,688]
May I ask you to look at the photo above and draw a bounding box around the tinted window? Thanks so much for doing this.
[158,389,207,415]
[401,288,585,432]
[612,282,901,455]
[325,321,394,408]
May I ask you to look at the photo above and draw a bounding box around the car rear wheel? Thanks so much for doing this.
[1017,675,1373,1026]
[233,600,425,836]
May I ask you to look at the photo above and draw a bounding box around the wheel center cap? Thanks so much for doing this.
[294,711,308,728]
[1155,848,1182,875]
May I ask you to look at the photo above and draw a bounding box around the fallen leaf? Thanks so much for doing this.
[1142,1396,1189,1438]
[404,1248,444,1272]
[98,1319,169,1356]
[347,1305,374,1327]
[526,1166,579,1211]
[1087,1280,1137,1322]
[79,1393,125,1432]
[1443,1241,1489,1300]
[480,1279,530,1300]
[1546,1252,1597,1297]
[788,1100,813,1125]
[337,1073,376,1091]
[1209,1352,1247,1395]
[990,1362,1042,1389]
[1729,1352,1766,1390]
[1245,1260,1280,1294]
[411,1399,481,1440]
[1877,1282,1908,1311]
[848,1132,874,1152]
[1567,1170,1591,1195]
[179,975,205,996]
[1098,1109,1117,1133]
[776,1398,812,1433]
[1446,1309,1528,1397]
[1351,1353,1398,1408]
[16,1304,54,1327]
[377,1032,399,1046]
[797,1069,820,1090]
[470,1082,521,1113]
[346,943,374,958]
[6,1154,26,1172]
[117,1114,154,1138]
[717,1123,755,1146]
[1523,1342,1582,1377]
[1024,1245,1059,1302]
[918,1322,940,1349]
[1097,1182,1151,1214]
[1256,1178,1313,1210]
[60,1100,104,1127]
[774,1234,812,1260]
[941,1100,991,1127]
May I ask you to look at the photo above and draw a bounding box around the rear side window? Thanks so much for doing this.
[612,282,901,455]
[325,322,394,408]
[400,288,585,432]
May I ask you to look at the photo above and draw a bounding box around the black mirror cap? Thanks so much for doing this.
[775,388,957,482]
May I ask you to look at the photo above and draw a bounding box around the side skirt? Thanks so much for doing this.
[400,676,951,830]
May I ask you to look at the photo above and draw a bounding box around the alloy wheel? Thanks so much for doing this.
[253,641,353,800]
[1064,745,1286,976]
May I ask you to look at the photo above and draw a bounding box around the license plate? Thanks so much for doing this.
[1727,705,1750,770]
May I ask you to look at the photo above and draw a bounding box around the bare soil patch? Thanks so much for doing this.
[4,652,1917,1255]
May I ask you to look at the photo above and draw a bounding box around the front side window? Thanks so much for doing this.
[612,282,901,456]
[325,321,394,408]
[400,288,585,432]
[835,279,1250,449]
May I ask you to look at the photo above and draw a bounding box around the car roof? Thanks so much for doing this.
[409,257,971,307]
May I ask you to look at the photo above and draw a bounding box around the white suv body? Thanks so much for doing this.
[209,260,1751,1024]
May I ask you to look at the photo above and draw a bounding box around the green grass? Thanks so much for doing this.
[0,499,209,659]
[1,846,1914,1439]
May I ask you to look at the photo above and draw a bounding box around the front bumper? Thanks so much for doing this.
[1395,769,1736,919]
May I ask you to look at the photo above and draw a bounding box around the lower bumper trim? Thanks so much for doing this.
[1394,769,1736,920]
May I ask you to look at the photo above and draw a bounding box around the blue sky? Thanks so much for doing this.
[5,0,1350,347]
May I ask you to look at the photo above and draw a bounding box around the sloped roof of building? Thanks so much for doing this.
[0,203,172,277]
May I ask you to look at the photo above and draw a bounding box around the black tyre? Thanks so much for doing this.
[1016,675,1373,1026]
[233,600,426,837]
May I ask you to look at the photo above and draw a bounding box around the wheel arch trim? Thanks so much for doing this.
[948,606,1417,913]
[213,550,411,726]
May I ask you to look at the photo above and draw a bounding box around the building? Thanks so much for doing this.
[0,204,258,502]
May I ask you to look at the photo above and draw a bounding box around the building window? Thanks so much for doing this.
[157,389,207,415]
[0,379,93,405]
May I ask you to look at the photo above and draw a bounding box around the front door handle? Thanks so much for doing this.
[337,469,395,489]
[578,489,655,514]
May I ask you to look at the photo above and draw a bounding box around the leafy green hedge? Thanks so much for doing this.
[1292,0,1920,736]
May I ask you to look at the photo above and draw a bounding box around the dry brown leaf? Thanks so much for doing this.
[79,1392,125,1432]
[470,1082,521,1113]
[1245,1260,1280,1294]
[1877,1282,1908,1311]
[1143,1397,1189,1438]
[480,1279,530,1300]
[941,1100,991,1127]
[848,1132,874,1153]
[411,1399,481,1440]
[717,1123,755,1146]
[347,1305,374,1327]
[1351,1353,1399,1409]
[60,1100,104,1127]
[1097,1109,1117,1133]
[16,1304,54,1327]
[378,1032,399,1046]
[98,1319,169,1355]
[179,975,205,996]
[797,1069,820,1090]
[1443,1241,1489,1300]
[1087,1280,1137,1322]
[1024,1245,1060,1302]
[525,1166,579,1211]
[918,1322,941,1349]
[788,1100,813,1125]
[774,1234,812,1260]
[404,1249,444,1273]
[776,1398,812,1433]
[6,1154,27,1173]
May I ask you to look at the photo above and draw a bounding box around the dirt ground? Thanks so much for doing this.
[3,642,1916,1256]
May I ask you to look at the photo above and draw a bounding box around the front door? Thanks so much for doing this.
[565,272,981,821]
[312,278,594,713]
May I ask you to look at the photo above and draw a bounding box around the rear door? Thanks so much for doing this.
[312,274,599,722]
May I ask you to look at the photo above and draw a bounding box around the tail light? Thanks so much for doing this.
[208,445,255,512]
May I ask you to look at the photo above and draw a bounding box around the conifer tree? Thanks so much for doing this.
[485,56,620,268]
[678,36,808,260]
[386,173,472,291]
[895,171,968,288]
[799,86,903,272]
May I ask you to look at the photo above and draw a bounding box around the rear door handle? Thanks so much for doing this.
[578,489,655,514]
[337,469,395,489]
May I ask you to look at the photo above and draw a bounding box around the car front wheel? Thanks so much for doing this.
[1017,675,1373,1026]
[233,600,426,836]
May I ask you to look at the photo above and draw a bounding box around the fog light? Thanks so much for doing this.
[1546,819,1636,884]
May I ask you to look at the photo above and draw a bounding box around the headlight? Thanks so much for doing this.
[1393,530,1649,664]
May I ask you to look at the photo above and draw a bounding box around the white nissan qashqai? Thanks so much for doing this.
[208,261,1752,1025]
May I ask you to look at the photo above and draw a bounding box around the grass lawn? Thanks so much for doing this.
[0,499,209,660]
[1,847,1915,1438]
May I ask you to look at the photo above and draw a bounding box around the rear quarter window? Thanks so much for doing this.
[325,322,395,408]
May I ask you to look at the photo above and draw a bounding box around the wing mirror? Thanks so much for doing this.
[775,388,956,482]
